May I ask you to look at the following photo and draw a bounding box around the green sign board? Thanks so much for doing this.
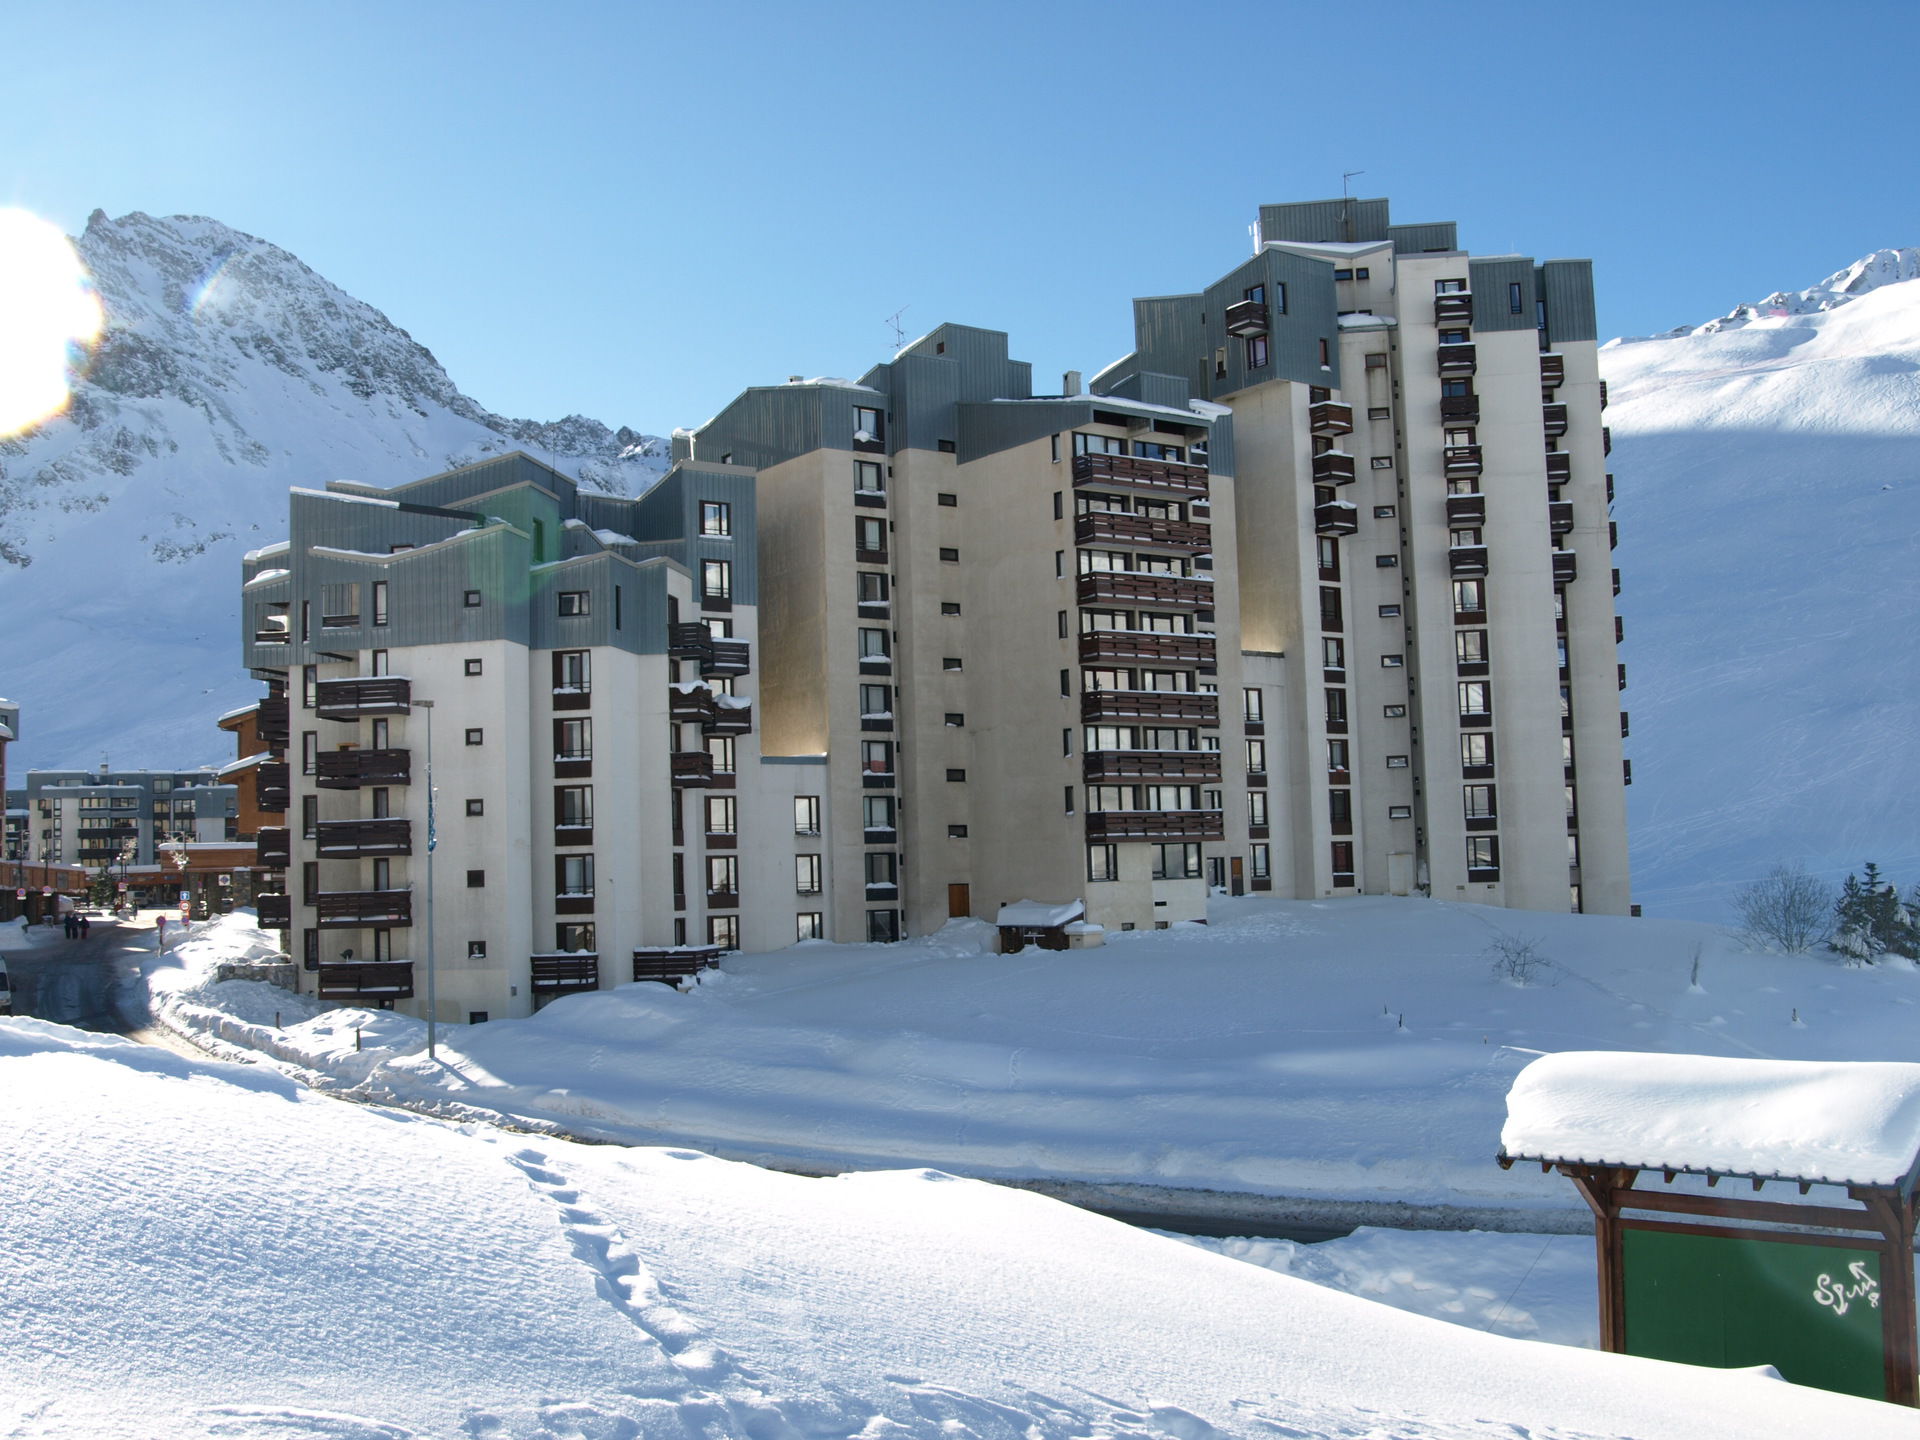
[1623,1227,1886,1400]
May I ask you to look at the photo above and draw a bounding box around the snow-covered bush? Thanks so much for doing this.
[1485,932,1550,985]
[1829,863,1917,963]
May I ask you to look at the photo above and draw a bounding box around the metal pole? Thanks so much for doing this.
[419,699,437,1061]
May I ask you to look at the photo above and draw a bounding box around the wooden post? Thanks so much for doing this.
[1566,1165,1634,1353]
[1855,1186,1919,1405]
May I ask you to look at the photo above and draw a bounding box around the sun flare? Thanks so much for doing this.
[0,208,104,439]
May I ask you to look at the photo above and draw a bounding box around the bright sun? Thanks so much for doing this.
[0,208,104,439]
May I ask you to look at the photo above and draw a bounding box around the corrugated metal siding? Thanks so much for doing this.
[1131,295,1207,399]
[528,551,675,652]
[1112,372,1192,410]
[1258,198,1390,244]
[1388,222,1459,254]
[691,386,840,469]
[1203,251,1340,395]
[957,399,1089,463]
[1539,260,1598,343]
[882,352,960,455]
[1470,258,1538,332]
[1205,412,1236,478]
[358,453,578,512]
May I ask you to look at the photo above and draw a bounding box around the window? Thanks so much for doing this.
[944,712,964,727]
[1356,267,1370,281]
[1246,739,1267,774]
[1456,630,1488,666]
[855,460,885,494]
[797,913,824,942]
[1325,689,1347,727]
[1439,328,1469,345]
[466,869,486,888]
[1087,843,1119,882]
[1378,604,1401,618]
[707,855,738,898]
[1461,733,1492,769]
[1060,669,1071,697]
[939,547,959,562]
[700,501,731,536]
[707,734,735,774]
[1368,406,1391,420]
[466,798,484,816]
[701,559,732,603]
[555,717,591,760]
[946,768,967,782]
[863,794,895,831]
[1273,282,1288,314]
[1055,550,1064,577]
[795,796,821,834]
[855,516,886,555]
[1435,279,1467,294]
[559,853,594,896]
[854,406,885,444]
[1151,843,1201,880]
[704,794,735,837]
[464,658,483,676]
[866,910,900,943]
[858,627,890,660]
[857,571,889,605]
[796,855,822,894]
[1319,587,1344,632]
[709,915,741,949]
[1464,784,1497,819]
[937,491,957,507]
[1467,836,1500,873]
[1375,554,1399,568]
[1248,791,1269,828]
[1381,654,1404,668]
[1050,434,1061,463]
[947,825,968,838]
[465,728,484,746]
[554,785,593,828]
[301,731,317,776]
[1364,352,1387,370]
[1063,727,1073,756]
[942,656,963,672]
[1386,754,1410,769]
[1074,431,1127,457]
[861,740,893,777]
[556,922,595,953]
[865,852,897,889]
[1244,688,1264,722]
[1246,334,1269,369]
[464,590,482,608]
[468,941,487,960]
[1374,505,1397,518]
[1453,579,1485,615]
[1458,681,1491,718]
[1333,268,1353,282]
[1328,738,1350,773]
[1251,843,1271,879]
[551,650,590,695]
[859,683,891,718]
[941,601,961,616]
[1318,338,1330,366]
[1331,842,1356,882]
[1322,636,1345,671]
[1063,785,1075,814]
[1509,281,1525,315]
[301,795,318,841]
[1328,789,1352,826]
[302,665,318,709]
[372,581,389,627]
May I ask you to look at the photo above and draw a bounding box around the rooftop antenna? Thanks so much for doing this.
[885,306,910,351]
[1341,170,1365,242]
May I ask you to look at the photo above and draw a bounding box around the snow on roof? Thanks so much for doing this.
[1337,312,1397,329]
[996,899,1086,929]
[243,568,290,589]
[987,395,1217,426]
[289,486,400,509]
[216,703,261,723]
[216,753,266,777]
[0,722,12,743]
[1501,1051,1920,1187]
[242,540,291,564]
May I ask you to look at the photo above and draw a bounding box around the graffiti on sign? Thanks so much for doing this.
[1814,1262,1881,1317]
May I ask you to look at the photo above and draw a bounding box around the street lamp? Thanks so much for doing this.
[412,698,438,1060]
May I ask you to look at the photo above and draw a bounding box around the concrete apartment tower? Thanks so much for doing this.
[1099,197,1629,912]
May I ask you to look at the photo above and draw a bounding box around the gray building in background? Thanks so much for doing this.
[12,769,239,868]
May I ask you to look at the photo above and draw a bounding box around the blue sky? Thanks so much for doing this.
[3,0,1913,437]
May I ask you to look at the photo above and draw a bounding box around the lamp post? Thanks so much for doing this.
[413,698,437,1060]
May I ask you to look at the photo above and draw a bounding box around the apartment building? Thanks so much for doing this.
[239,452,832,1023]
[10,768,239,870]
[237,195,1630,1023]
[1098,197,1629,912]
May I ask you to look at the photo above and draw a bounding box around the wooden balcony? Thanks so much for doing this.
[1549,501,1574,535]
[668,623,751,678]
[1084,809,1225,842]
[1539,354,1565,389]
[669,686,719,725]
[1542,403,1569,437]
[315,818,412,858]
[1309,401,1354,436]
[316,962,414,1002]
[1314,501,1359,536]
[531,952,599,1000]
[1449,545,1489,577]
[1311,452,1356,484]
[1444,445,1483,477]
[314,748,411,790]
[1440,395,1481,423]
[1223,298,1268,336]
[257,762,290,813]
[1071,452,1209,500]
[1434,293,1473,324]
[1445,494,1486,525]
[1074,511,1210,552]
[254,892,291,928]
[1553,551,1579,584]
[1080,689,1219,726]
[1076,571,1213,611]
[1077,630,1216,667]
[1437,344,1477,375]
[313,889,413,928]
[671,751,715,787]
[703,701,753,737]
[314,676,412,721]
[632,946,725,986]
[256,827,291,869]
[258,695,290,746]
[1545,453,1572,483]
[1083,750,1222,783]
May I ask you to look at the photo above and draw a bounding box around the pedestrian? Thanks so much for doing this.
[155,914,168,951]
[63,912,76,940]
[79,914,90,939]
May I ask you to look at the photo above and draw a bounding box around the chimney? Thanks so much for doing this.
[1063,370,1082,397]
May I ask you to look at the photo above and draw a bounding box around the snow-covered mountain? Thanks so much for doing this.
[1605,248,1920,920]
[0,211,670,770]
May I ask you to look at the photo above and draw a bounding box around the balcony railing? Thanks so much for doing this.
[1449,545,1489,577]
[315,818,412,858]
[258,695,290,746]
[1552,551,1579,584]
[1549,501,1574,535]
[1440,395,1481,423]
[633,946,725,986]
[1082,750,1222,783]
[314,748,411,789]
[257,762,290,813]
[255,893,291,928]
[1311,451,1356,485]
[1540,354,1566,389]
[1545,453,1572,483]
[256,827,291,868]
[1071,452,1209,500]
[1308,401,1354,436]
[1223,298,1268,336]
[669,686,719,725]
[1436,344,1477,375]
[312,889,413,928]
[1313,501,1359,536]
[316,962,414,1002]
[1084,809,1225,842]
[314,676,412,721]
[704,700,753,736]
[531,952,599,1000]
[671,751,715,787]
[1444,445,1483,477]
[1434,293,1473,323]
[1075,571,1213,610]
[1074,511,1210,552]
[668,623,751,678]
[1077,630,1216,667]
[1542,404,1569,437]
[1445,494,1486,525]
[1080,689,1219,726]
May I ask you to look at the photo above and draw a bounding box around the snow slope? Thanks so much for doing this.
[2,1017,1906,1440]
[153,896,1920,1217]
[1604,249,1920,919]
[0,211,670,770]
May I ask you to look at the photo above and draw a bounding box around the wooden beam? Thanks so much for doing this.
[1854,1188,1919,1407]
[1615,1185,1879,1234]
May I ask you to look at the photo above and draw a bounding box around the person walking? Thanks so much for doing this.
[63,912,76,940]
[155,913,168,951]
[79,914,90,939]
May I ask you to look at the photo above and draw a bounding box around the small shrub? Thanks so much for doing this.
[1486,932,1550,985]
[1732,864,1832,954]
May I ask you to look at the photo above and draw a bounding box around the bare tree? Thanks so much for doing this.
[1486,931,1550,985]
[1733,864,1833,954]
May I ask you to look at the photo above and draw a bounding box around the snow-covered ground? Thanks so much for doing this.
[4,1016,1909,1440]
[147,897,1920,1220]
